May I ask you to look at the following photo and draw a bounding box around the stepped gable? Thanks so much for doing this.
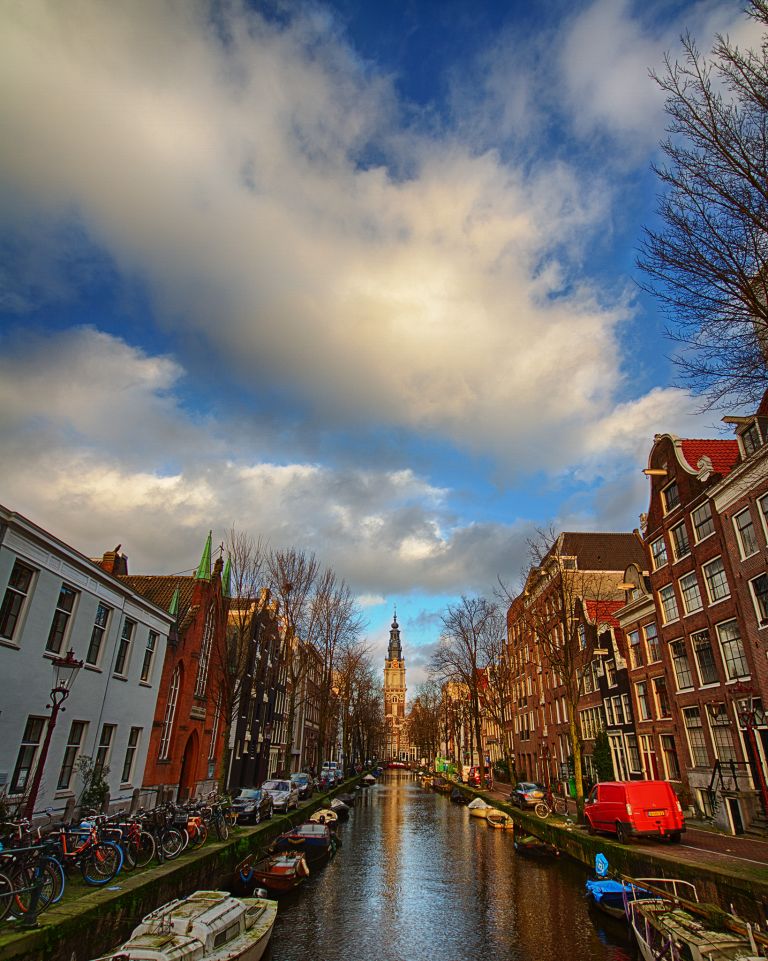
[679,438,739,476]
[120,575,198,633]
[558,532,645,570]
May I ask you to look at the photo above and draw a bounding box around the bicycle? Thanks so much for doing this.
[534,791,568,819]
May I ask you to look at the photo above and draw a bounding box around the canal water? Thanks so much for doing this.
[263,773,638,961]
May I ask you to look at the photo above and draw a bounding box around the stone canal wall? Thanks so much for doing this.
[0,786,353,961]
[472,787,768,924]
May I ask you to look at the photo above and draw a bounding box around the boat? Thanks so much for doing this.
[337,792,356,806]
[361,773,376,785]
[467,797,491,818]
[585,878,656,920]
[511,822,559,857]
[431,776,452,793]
[450,788,469,805]
[273,821,338,860]
[627,886,765,961]
[330,797,350,819]
[309,808,338,824]
[93,890,277,961]
[244,853,310,894]
[485,810,513,830]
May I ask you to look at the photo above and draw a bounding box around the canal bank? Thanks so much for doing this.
[0,783,357,961]
[472,785,768,924]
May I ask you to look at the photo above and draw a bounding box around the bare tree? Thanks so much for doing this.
[334,641,382,769]
[477,618,516,781]
[430,596,500,786]
[638,0,768,407]
[407,681,443,764]
[266,549,320,772]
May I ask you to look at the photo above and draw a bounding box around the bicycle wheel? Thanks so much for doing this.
[225,808,238,827]
[553,798,568,815]
[0,870,15,922]
[160,827,184,860]
[12,861,58,917]
[214,815,229,842]
[188,823,207,849]
[80,841,122,885]
[534,801,550,819]
[130,831,156,869]
[41,855,66,904]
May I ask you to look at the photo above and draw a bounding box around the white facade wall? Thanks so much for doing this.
[0,507,173,816]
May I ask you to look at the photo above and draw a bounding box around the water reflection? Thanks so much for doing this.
[263,773,637,961]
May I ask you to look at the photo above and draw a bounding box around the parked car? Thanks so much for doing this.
[584,780,685,844]
[291,772,314,800]
[511,781,546,808]
[231,787,273,824]
[465,766,483,787]
[261,778,299,812]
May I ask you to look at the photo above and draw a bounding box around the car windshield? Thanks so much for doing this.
[519,783,541,791]
[291,774,308,783]
[264,780,289,791]
[237,789,261,800]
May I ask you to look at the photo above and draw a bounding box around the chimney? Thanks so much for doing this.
[100,546,128,576]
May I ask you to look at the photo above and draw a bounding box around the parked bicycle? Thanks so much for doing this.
[534,789,568,819]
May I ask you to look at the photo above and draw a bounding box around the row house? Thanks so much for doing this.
[628,390,768,833]
[115,532,230,801]
[293,639,322,774]
[0,506,173,816]
[506,532,645,791]
[227,590,286,789]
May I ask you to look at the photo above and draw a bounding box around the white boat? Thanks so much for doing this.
[485,809,513,829]
[94,890,278,961]
[627,881,764,961]
[467,797,491,818]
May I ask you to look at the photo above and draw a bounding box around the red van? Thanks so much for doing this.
[584,780,684,844]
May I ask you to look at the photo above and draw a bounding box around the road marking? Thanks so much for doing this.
[680,844,768,867]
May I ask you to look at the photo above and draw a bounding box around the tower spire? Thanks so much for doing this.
[195,530,212,581]
[387,608,403,661]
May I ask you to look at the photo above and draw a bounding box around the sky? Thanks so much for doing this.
[0,0,759,692]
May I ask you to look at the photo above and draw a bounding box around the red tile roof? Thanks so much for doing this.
[679,439,739,476]
[584,599,624,627]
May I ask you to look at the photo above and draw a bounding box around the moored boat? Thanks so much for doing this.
[309,808,338,824]
[467,797,491,818]
[247,853,310,894]
[273,821,338,861]
[361,773,376,785]
[330,797,350,819]
[485,810,513,830]
[93,890,277,961]
[511,822,559,857]
[450,787,469,805]
[585,878,656,920]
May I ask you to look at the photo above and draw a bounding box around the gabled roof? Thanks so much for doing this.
[679,439,739,477]
[119,575,199,634]
[558,532,645,571]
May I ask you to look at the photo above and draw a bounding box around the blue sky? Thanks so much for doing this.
[0,0,758,689]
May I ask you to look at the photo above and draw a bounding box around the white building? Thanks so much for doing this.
[0,506,173,816]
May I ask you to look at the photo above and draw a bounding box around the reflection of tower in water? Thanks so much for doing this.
[383,608,408,761]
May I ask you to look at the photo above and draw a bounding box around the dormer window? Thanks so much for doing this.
[662,481,680,513]
[740,420,762,457]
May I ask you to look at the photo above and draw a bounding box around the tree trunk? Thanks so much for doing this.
[568,707,584,821]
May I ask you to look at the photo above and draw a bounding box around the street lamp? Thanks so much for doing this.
[23,650,83,819]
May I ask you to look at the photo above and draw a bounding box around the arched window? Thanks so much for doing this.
[159,664,181,759]
[195,605,215,697]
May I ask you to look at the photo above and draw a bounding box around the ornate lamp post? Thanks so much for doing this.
[732,682,768,817]
[23,650,83,819]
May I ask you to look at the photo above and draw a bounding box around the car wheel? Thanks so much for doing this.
[616,822,628,844]
[667,831,681,844]
[586,817,596,836]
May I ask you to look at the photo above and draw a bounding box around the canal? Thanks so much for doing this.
[263,773,638,961]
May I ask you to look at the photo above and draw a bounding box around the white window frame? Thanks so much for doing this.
[86,603,111,667]
[670,521,691,561]
[0,560,36,644]
[121,727,142,784]
[659,583,680,624]
[46,583,79,654]
[716,619,750,681]
[651,537,668,570]
[733,507,759,559]
[662,480,680,514]
[702,556,730,604]
[159,665,180,760]
[114,618,135,676]
[679,571,703,615]
[749,573,768,628]
[692,501,715,543]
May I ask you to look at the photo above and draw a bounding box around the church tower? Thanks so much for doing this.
[383,609,407,762]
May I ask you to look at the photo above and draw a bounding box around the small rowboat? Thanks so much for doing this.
[309,808,338,824]
[247,853,310,894]
[273,822,337,861]
[486,810,513,830]
[467,797,491,818]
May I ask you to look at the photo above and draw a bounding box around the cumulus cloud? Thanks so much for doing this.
[0,0,688,474]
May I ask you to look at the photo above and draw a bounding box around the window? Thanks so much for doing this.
[605,659,617,687]
[760,493,768,536]
[692,502,715,542]
[716,620,749,680]
[57,720,87,790]
[651,537,668,570]
[622,694,633,724]
[95,724,115,775]
[644,623,661,662]
[661,734,680,780]
[612,695,625,725]
[578,623,587,650]
[114,618,135,675]
[703,557,730,603]
[0,560,35,642]
[121,727,141,783]
[635,682,652,721]
[195,607,215,697]
[670,522,691,560]
[604,698,615,726]
[750,574,768,626]
[653,676,671,718]
[679,572,703,615]
[734,508,759,559]
[86,603,111,666]
[741,420,762,456]
[691,630,719,685]
[140,631,158,682]
[10,717,45,794]
[628,629,644,669]
[159,665,180,759]
[208,693,222,762]
[670,639,694,689]
[659,584,679,623]
[683,706,709,767]
[46,584,78,654]
[663,481,680,513]
[708,704,737,762]
[626,733,642,772]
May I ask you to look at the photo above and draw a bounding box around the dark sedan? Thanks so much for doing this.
[232,787,273,824]
[511,781,546,808]
[291,772,314,800]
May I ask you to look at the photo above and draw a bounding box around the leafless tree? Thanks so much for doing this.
[430,595,501,786]
[478,618,516,781]
[638,0,768,407]
[334,641,383,768]
[407,681,443,764]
